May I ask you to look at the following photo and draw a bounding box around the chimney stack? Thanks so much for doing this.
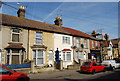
[17,5,25,18]
[54,16,62,27]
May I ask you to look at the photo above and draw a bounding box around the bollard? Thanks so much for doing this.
[30,60,36,73]
[79,59,82,66]
[60,60,63,70]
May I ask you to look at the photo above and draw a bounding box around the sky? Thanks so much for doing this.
[0,1,119,39]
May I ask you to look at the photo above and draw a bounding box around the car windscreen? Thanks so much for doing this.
[0,67,11,74]
[82,62,91,66]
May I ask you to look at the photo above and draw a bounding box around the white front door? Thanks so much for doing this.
[48,51,53,67]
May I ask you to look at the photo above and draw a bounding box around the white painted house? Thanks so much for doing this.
[107,41,113,59]
[54,33,73,68]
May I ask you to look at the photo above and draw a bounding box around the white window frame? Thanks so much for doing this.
[33,50,45,66]
[96,41,98,48]
[83,39,88,48]
[76,38,80,47]
[35,32,43,45]
[92,40,94,48]
[11,28,21,43]
[63,36,70,44]
[62,51,71,61]
[7,49,23,64]
[76,51,83,60]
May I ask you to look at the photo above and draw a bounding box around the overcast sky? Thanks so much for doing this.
[1,1,119,39]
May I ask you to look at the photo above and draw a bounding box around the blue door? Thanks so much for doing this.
[55,48,60,64]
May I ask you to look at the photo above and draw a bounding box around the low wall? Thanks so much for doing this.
[4,63,31,69]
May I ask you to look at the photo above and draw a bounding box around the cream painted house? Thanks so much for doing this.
[74,38,90,62]
[28,30,54,67]
[0,25,28,64]
[1,5,103,70]
[1,6,70,68]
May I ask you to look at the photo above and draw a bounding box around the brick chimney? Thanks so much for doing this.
[17,5,25,18]
[54,16,62,27]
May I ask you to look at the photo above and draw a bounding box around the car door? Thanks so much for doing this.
[97,63,103,71]
[0,66,16,81]
[92,63,99,72]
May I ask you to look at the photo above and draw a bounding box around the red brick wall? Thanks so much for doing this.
[89,39,92,49]
[89,40,101,49]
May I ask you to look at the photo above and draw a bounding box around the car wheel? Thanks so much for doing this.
[16,78,25,81]
[92,69,95,74]
[112,66,115,71]
[103,68,106,72]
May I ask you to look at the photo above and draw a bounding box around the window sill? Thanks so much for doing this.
[8,42,23,45]
[34,44,43,45]
[84,48,89,49]
[34,64,44,67]
[63,60,72,62]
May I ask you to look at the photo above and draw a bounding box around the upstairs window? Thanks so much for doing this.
[11,28,21,42]
[83,39,88,48]
[63,36,70,44]
[96,41,98,48]
[76,38,80,47]
[92,40,94,48]
[35,32,43,45]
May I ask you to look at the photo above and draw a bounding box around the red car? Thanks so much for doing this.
[0,65,30,81]
[80,61,106,74]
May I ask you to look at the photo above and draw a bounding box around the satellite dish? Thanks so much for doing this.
[17,2,20,5]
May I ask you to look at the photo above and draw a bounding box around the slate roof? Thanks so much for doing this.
[1,13,70,35]
[111,38,120,48]
[100,38,120,48]
[100,40,110,47]
[1,13,99,41]
[5,44,25,49]
[62,27,97,40]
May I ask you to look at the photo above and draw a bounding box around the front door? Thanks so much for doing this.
[55,48,59,64]
[12,55,19,64]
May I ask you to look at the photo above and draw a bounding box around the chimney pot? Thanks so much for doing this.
[17,5,25,18]
[54,16,62,27]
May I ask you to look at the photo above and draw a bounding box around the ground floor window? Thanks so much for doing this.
[76,51,82,59]
[76,51,86,60]
[6,49,24,64]
[62,51,71,61]
[33,50,44,66]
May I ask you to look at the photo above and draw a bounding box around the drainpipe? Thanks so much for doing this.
[27,29,30,59]
[0,49,1,64]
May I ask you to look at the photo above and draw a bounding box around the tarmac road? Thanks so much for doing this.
[29,69,120,81]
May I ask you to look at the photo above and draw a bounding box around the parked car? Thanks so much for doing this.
[0,65,30,81]
[80,61,106,74]
[101,60,120,70]
[113,58,120,67]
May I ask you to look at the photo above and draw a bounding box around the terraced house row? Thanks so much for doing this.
[0,6,101,69]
